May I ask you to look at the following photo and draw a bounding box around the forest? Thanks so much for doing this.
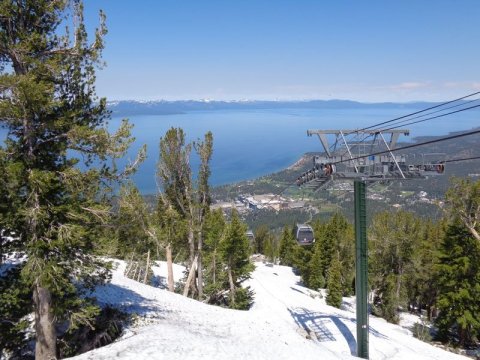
[0,1,479,359]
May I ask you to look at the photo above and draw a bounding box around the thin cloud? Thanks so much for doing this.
[389,82,431,90]
[442,81,480,90]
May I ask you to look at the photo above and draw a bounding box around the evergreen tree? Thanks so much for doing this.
[405,219,443,319]
[157,128,194,263]
[263,232,279,263]
[156,196,187,292]
[292,243,314,284]
[278,225,297,266]
[326,254,343,308]
[435,222,480,346]
[306,241,325,289]
[319,213,349,282]
[369,211,419,323]
[193,132,213,299]
[203,208,226,301]
[336,217,355,296]
[115,183,153,259]
[253,225,270,254]
[115,183,162,284]
[0,266,31,357]
[157,128,213,299]
[219,210,254,309]
[373,274,399,323]
[445,178,480,242]
[305,214,354,294]
[0,2,142,357]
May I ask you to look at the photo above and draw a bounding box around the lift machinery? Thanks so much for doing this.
[295,128,445,359]
[297,129,445,189]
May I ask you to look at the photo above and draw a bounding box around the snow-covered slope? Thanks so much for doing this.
[71,261,468,360]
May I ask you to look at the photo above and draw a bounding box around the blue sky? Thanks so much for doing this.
[83,1,480,102]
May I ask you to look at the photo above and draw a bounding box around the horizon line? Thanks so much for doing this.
[106,98,446,105]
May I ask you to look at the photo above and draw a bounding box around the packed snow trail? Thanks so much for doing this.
[245,262,468,360]
[70,261,468,360]
[72,260,345,360]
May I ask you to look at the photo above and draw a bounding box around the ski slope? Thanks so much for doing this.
[70,260,469,360]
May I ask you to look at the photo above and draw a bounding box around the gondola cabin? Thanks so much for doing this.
[246,230,255,244]
[295,224,315,245]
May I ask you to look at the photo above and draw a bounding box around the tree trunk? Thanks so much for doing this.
[183,255,198,297]
[131,262,138,280]
[227,265,235,305]
[143,250,150,284]
[166,243,174,292]
[197,230,203,299]
[466,224,480,242]
[395,270,402,299]
[34,282,57,360]
[125,252,135,276]
[187,224,198,297]
[212,249,217,284]
[188,226,195,266]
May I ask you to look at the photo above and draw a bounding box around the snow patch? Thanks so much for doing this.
[69,260,469,360]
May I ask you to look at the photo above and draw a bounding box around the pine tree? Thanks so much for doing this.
[116,183,161,284]
[336,217,355,296]
[263,233,279,263]
[156,197,187,292]
[157,127,194,264]
[326,254,343,308]
[253,225,270,254]
[157,128,213,299]
[374,274,399,323]
[115,183,153,259]
[435,222,480,346]
[220,209,254,308]
[292,243,313,284]
[203,208,226,301]
[369,211,419,323]
[278,225,296,267]
[445,178,480,242]
[0,266,31,357]
[0,2,142,357]
[404,219,443,319]
[306,242,325,290]
[193,132,213,299]
[319,213,348,281]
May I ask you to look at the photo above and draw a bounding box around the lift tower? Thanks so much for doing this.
[296,129,445,359]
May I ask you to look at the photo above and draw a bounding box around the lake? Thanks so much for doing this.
[1,106,478,194]
[111,106,479,194]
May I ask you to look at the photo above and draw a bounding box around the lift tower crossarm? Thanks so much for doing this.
[379,132,405,179]
[340,130,359,173]
[307,129,410,153]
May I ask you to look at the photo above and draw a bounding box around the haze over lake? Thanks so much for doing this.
[112,106,479,194]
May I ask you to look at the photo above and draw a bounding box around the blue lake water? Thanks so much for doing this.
[1,106,478,194]
[111,107,479,193]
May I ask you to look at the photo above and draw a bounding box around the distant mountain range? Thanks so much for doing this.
[107,99,442,117]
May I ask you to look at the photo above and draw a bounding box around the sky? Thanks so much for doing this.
[83,1,480,103]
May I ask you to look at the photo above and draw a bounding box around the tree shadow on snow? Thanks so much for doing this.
[92,283,169,317]
[290,286,309,296]
[288,307,388,356]
[151,274,169,289]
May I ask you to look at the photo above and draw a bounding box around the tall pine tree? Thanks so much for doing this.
[435,222,480,346]
[278,225,296,267]
[220,209,253,308]
[157,127,213,299]
[0,2,141,358]
[326,253,343,308]
[202,208,226,303]
[369,211,419,323]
